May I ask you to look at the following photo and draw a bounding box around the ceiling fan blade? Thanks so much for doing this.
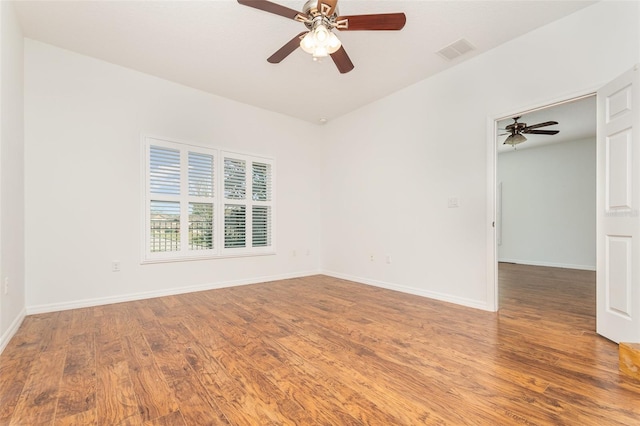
[524,120,558,130]
[524,130,560,135]
[317,0,338,16]
[267,32,308,63]
[336,13,406,31]
[330,46,354,74]
[237,0,302,20]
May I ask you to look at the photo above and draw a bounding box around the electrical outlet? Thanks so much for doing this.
[386,255,392,264]
[292,250,297,257]
[370,254,375,262]
[3,277,8,295]
[111,261,121,272]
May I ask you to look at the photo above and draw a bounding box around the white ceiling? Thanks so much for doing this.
[13,0,597,124]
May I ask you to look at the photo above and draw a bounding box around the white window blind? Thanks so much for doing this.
[149,145,182,254]
[143,137,275,262]
[144,138,216,261]
[224,204,246,248]
[189,152,214,197]
[224,158,246,200]
[150,200,180,252]
[187,152,214,251]
[150,146,180,195]
[251,162,272,248]
[189,202,213,250]
[252,162,271,201]
[222,152,274,254]
[252,206,271,247]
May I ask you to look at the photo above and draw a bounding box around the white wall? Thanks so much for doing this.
[498,138,596,270]
[24,40,322,312]
[0,1,26,351]
[321,1,639,310]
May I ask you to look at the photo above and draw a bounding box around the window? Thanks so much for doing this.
[222,153,273,253]
[143,137,274,262]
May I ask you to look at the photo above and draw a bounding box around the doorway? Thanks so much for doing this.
[491,94,597,314]
[487,66,640,344]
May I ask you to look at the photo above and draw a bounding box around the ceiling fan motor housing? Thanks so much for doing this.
[304,0,338,16]
[299,0,339,29]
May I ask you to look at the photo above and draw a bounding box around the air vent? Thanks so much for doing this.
[437,38,475,61]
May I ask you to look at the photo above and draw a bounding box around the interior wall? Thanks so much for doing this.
[497,138,596,270]
[320,1,639,310]
[24,40,322,312]
[0,1,26,350]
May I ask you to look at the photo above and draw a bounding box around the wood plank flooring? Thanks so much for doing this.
[1,265,640,425]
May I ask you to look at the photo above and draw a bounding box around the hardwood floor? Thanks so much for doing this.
[1,266,640,425]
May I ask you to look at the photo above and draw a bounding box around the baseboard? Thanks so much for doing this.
[26,269,321,315]
[25,268,489,316]
[0,308,26,355]
[321,270,490,311]
[498,258,596,271]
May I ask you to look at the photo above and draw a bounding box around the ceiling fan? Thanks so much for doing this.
[237,0,406,74]
[501,116,559,147]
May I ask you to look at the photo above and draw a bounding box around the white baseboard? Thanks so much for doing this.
[0,308,26,355]
[321,270,491,311]
[498,258,596,271]
[25,267,491,319]
[26,269,321,315]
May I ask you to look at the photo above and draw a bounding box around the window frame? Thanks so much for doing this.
[141,136,275,263]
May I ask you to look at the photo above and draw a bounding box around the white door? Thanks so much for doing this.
[597,64,640,343]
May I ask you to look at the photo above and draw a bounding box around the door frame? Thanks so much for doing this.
[486,89,599,312]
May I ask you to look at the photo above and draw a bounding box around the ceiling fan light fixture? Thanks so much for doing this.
[504,133,527,146]
[300,23,341,58]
